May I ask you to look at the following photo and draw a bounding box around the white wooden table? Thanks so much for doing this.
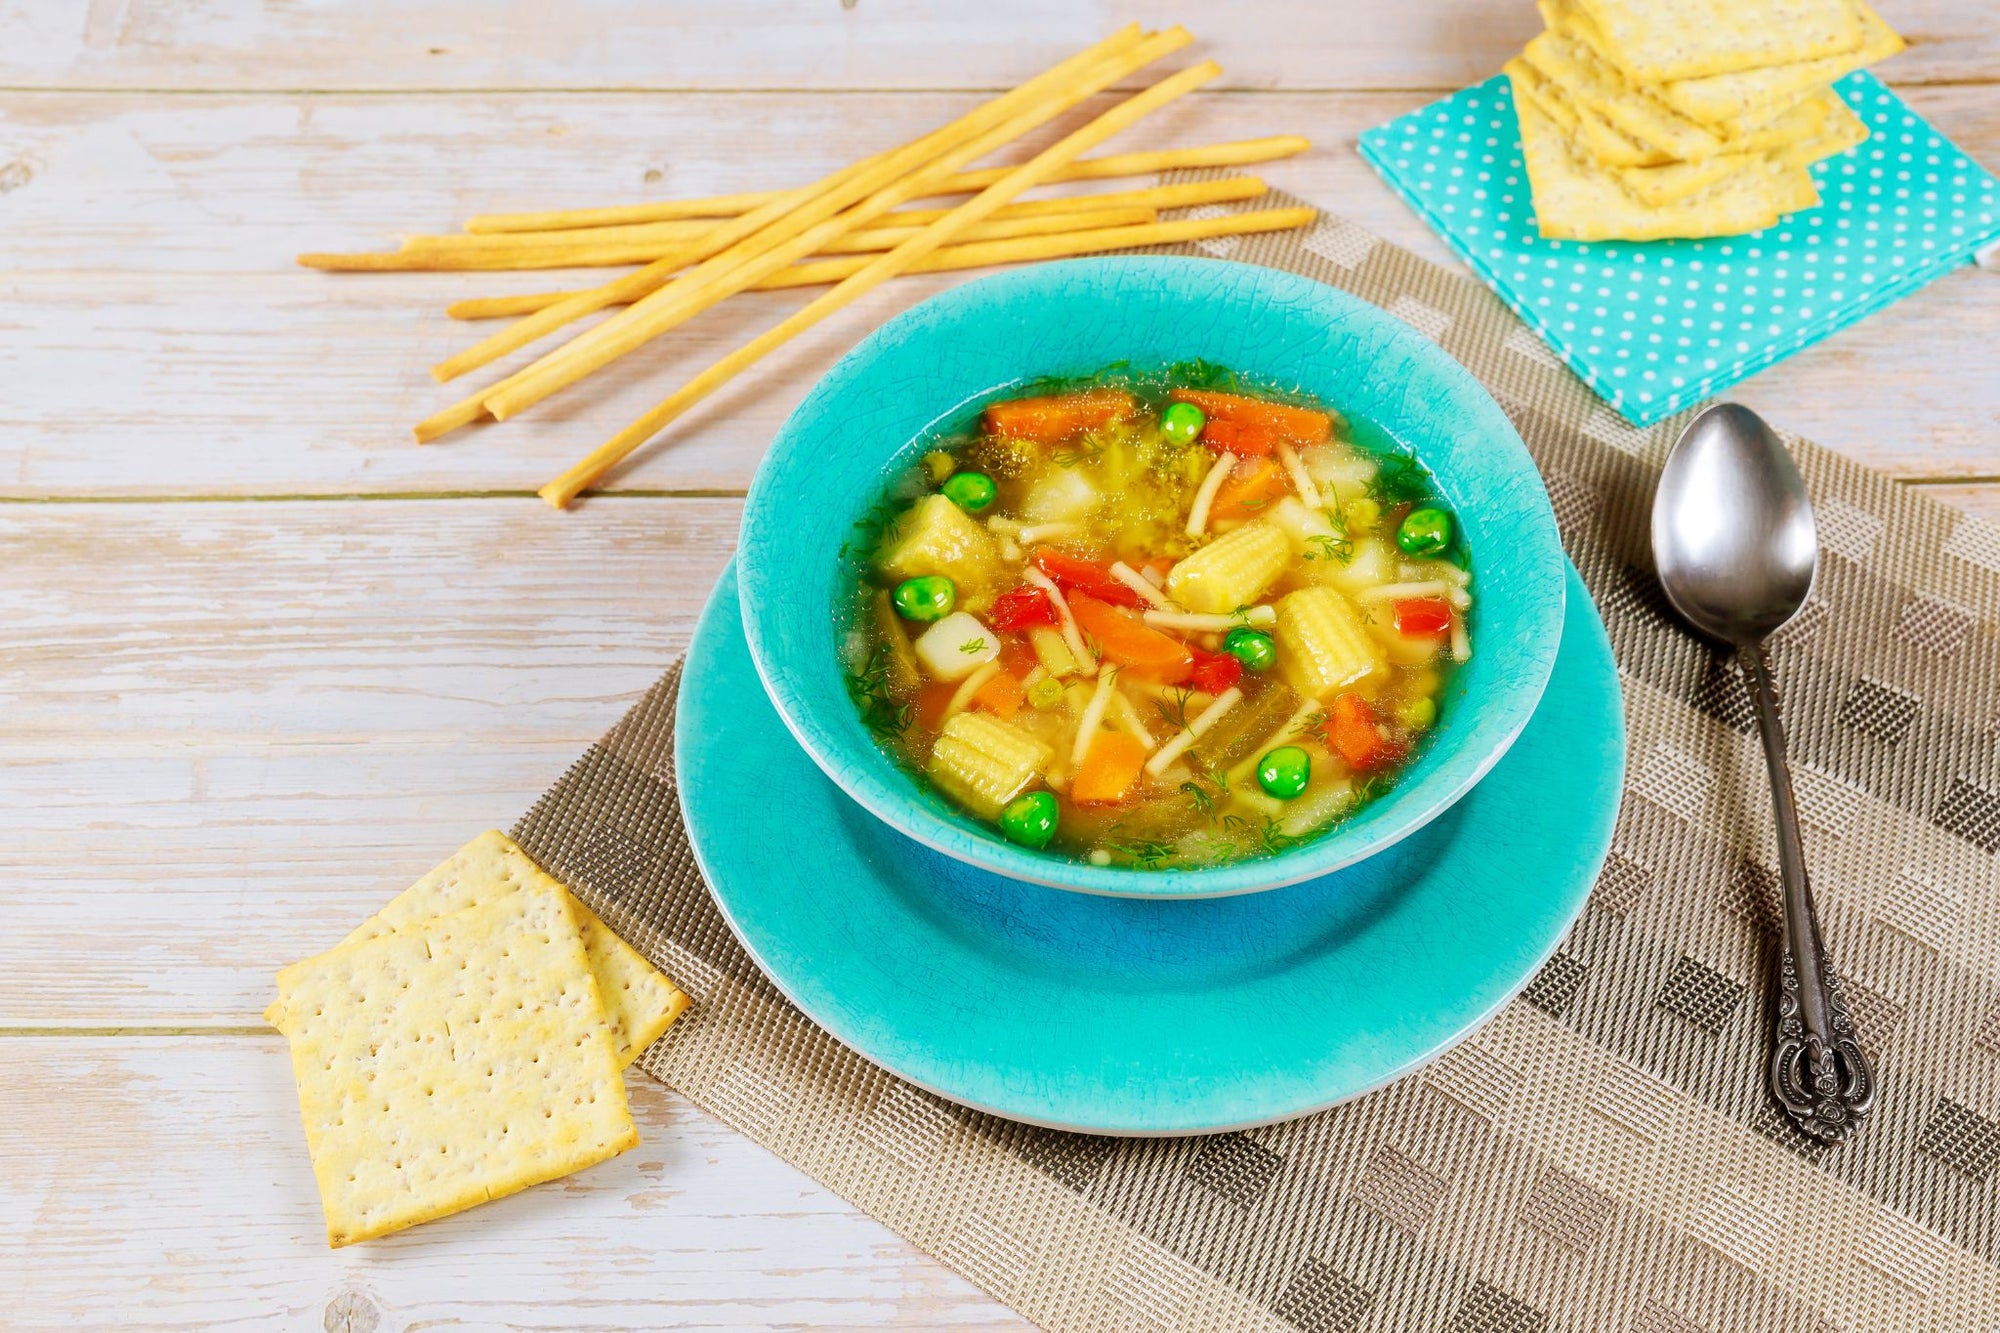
[2,4,1994,1327]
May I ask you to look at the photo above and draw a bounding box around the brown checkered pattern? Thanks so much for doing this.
[509,190,2000,1331]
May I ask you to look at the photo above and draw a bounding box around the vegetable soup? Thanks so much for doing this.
[842,366,1471,870]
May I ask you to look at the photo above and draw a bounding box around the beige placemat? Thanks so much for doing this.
[511,188,2000,1333]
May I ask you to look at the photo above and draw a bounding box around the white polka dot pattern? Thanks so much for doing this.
[1357,72,2000,426]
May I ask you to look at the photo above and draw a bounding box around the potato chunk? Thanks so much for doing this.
[875,495,1000,594]
[914,611,1000,682]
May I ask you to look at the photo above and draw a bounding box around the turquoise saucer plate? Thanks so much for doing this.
[676,560,1622,1134]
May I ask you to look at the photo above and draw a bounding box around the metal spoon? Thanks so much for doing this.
[1650,402,1876,1144]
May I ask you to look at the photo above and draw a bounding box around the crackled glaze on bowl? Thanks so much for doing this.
[678,561,1623,1132]
[738,257,1564,897]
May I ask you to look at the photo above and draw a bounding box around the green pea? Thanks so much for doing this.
[1256,745,1312,800]
[998,790,1059,849]
[1397,696,1437,730]
[941,470,997,512]
[892,575,956,622]
[1396,506,1454,557]
[1026,677,1065,711]
[1223,626,1277,672]
[1159,400,1206,445]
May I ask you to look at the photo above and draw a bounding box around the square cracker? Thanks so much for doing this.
[1770,97,1870,168]
[1507,57,1673,169]
[1525,29,1729,162]
[1572,0,1861,84]
[277,876,638,1246]
[1514,87,1818,240]
[268,831,689,1068]
[1617,153,1764,209]
[1614,97,1866,207]
[1561,0,1903,127]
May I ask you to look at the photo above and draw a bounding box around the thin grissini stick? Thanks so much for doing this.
[537,60,1222,509]
[397,194,1107,254]
[437,175,1265,311]
[445,208,1316,319]
[462,135,1310,234]
[764,204,1313,283]
[801,202,1157,256]
[482,29,1191,422]
[321,203,1156,274]
[396,176,1262,255]
[420,26,1151,402]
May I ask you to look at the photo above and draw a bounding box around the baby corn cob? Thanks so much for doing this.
[927,713,1053,818]
[1166,522,1291,614]
[1273,586,1385,700]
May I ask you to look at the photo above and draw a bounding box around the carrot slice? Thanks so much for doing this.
[1209,457,1288,521]
[1067,594,1194,681]
[969,670,1026,720]
[1171,388,1334,446]
[982,389,1137,443]
[1196,416,1278,458]
[1071,730,1149,804]
[1325,693,1406,771]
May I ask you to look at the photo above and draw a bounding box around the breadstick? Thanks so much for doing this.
[461,135,1309,234]
[445,206,1313,318]
[398,175,1261,255]
[538,59,1222,508]
[310,204,1156,273]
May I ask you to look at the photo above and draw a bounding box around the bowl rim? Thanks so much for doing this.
[738,256,1564,899]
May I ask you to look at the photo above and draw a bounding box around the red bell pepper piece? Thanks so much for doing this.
[1393,597,1453,637]
[1186,647,1243,695]
[989,585,1058,630]
[1029,548,1144,607]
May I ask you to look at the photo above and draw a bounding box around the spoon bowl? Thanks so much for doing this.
[1650,403,1818,646]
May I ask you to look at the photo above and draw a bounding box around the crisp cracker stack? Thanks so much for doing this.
[268,831,690,1246]
[1502,0,1902,240]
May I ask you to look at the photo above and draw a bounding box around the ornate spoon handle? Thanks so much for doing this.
[1742,643,1876,1143]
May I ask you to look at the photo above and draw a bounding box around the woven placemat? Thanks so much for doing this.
[511,188,2000,1333]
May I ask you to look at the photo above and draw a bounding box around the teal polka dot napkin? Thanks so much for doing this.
[1358,72,2000,427]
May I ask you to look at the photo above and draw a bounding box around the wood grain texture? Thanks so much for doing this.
[0,1035,1033,1330]
[1919,482,2000,520]
[2,497,736,1026]
[6,3,1997,1324]
[0,0,1989,92]
[1,88,1994,499]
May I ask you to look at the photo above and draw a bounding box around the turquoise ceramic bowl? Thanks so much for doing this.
[738,257,1563,898]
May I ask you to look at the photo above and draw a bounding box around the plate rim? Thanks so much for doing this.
[676,558,1624,1134]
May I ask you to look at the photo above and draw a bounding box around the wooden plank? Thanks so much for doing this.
[1,89,1995,500]
[1,496,736,1025]
[0,1034,1028,1329]
[3,496,738,746]
[0,0,1987,93]
[1918,482,2000,522]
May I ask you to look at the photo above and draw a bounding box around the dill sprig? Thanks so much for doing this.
[845,642,913,740]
